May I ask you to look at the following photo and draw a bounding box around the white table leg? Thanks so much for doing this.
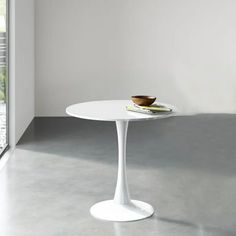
[90,120,154,221]
[114,120,130,205]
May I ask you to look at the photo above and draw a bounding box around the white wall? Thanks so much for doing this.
[35,0,236,116]
[10,0,35,145]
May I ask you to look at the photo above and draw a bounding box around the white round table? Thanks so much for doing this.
[66,100,177,222]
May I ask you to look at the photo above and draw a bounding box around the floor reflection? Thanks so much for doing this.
[112,214,236,236]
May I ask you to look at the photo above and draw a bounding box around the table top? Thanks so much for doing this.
[66,100,177,122]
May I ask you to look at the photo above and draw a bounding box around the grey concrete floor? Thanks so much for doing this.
[1,115,236,236]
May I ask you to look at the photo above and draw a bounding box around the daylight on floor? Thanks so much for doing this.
[0,0,6,154]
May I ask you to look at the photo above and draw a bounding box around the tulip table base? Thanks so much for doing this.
[90,120,154,221]
[90,200,154,222]
[66,100,176,222]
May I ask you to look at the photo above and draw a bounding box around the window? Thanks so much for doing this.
[0,0,8,156]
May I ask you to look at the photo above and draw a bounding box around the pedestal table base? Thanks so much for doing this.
[90,200,154,222]
[90,120,154,222]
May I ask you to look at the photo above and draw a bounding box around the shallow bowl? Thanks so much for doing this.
[131,95,156,106]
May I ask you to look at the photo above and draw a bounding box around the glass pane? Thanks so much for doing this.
[0,0,7,154]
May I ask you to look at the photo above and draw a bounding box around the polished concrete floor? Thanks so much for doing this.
[1,115,236,236]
